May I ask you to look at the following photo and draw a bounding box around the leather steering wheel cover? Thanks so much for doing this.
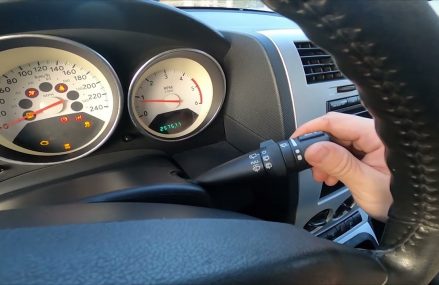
[262,0,439,284]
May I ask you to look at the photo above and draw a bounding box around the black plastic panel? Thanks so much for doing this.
[173,141,242,178]
[0,0,229,57]
[0,150,210,210]
[222,32,288,152]
[0,203,254,229]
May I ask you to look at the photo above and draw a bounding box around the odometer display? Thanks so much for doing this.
[129,49,225,141]
[149,109,198,134]
[0,35,122,164]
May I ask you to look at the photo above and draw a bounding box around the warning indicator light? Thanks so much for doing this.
[59,116,69,124]
[75,114,83,122]
[40,140,50,146]
[23,111,36,121]
[84,121,92,128]
[25,88,39,98]
[55,83,68,93]
[64,143,71,151]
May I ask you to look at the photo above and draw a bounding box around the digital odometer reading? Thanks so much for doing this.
[0,60,114,155]
[159,122,182,134]
[149,108,198,134]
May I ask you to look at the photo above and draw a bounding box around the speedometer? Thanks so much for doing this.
[128,49,226,141]
[0,35,122,164]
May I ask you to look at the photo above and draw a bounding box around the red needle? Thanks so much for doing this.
[142,99,181,103]
[33,99,64,115]
[2,99,64,129]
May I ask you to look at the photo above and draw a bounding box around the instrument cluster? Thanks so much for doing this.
[0,34,226,164]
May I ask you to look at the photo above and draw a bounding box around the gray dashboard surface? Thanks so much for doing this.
[188,9,299,32]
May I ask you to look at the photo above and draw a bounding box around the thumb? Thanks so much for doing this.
[304,141,363,187]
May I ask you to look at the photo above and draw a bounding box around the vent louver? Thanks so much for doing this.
[295,42,345,84]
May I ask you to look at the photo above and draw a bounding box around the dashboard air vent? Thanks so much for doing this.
[327,95,371,118]
[295,41,345,84]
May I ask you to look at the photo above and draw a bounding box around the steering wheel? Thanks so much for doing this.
[1,1,438,284]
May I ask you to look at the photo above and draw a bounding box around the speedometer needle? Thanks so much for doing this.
[143,99,182,103]
[3,99,64,129]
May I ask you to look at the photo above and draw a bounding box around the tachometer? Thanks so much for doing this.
[128,49,226,141]
[0,35,122,164]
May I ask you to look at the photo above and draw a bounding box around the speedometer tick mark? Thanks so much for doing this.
[2,75,8,79]
[18,66,23,70]
[86,71,90,75]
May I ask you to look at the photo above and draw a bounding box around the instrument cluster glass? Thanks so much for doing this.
[0,35,122,164]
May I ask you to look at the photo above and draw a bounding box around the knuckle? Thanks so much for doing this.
[332,153,354,178]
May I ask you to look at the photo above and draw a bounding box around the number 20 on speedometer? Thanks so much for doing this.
[128,49,226,141]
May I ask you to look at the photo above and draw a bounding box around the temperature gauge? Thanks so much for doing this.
[128,49,226,141]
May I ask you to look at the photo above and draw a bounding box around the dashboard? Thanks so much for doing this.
[0,0,411,247]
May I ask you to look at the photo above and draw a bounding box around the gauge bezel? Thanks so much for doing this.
[0,34,123,165]
[128,49,226,142]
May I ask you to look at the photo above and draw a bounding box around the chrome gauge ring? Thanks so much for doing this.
[128,49,226,141]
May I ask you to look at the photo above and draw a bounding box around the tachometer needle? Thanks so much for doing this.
[142,99,182,103]
[2,99,64,129]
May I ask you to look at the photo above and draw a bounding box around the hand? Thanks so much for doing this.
[292,112,393,222]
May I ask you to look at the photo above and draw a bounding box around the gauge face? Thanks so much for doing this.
[129,49,225,141]
[0,60,112,155]
[0,35,122,164]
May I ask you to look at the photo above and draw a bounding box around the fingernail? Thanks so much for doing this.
[306,144,328,164]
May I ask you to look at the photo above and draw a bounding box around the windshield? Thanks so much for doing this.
[158,0,272,11]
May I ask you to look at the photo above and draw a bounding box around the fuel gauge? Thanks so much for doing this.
[128,49,226,141]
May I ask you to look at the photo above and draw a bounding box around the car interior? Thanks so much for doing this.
[1,0,439,284]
